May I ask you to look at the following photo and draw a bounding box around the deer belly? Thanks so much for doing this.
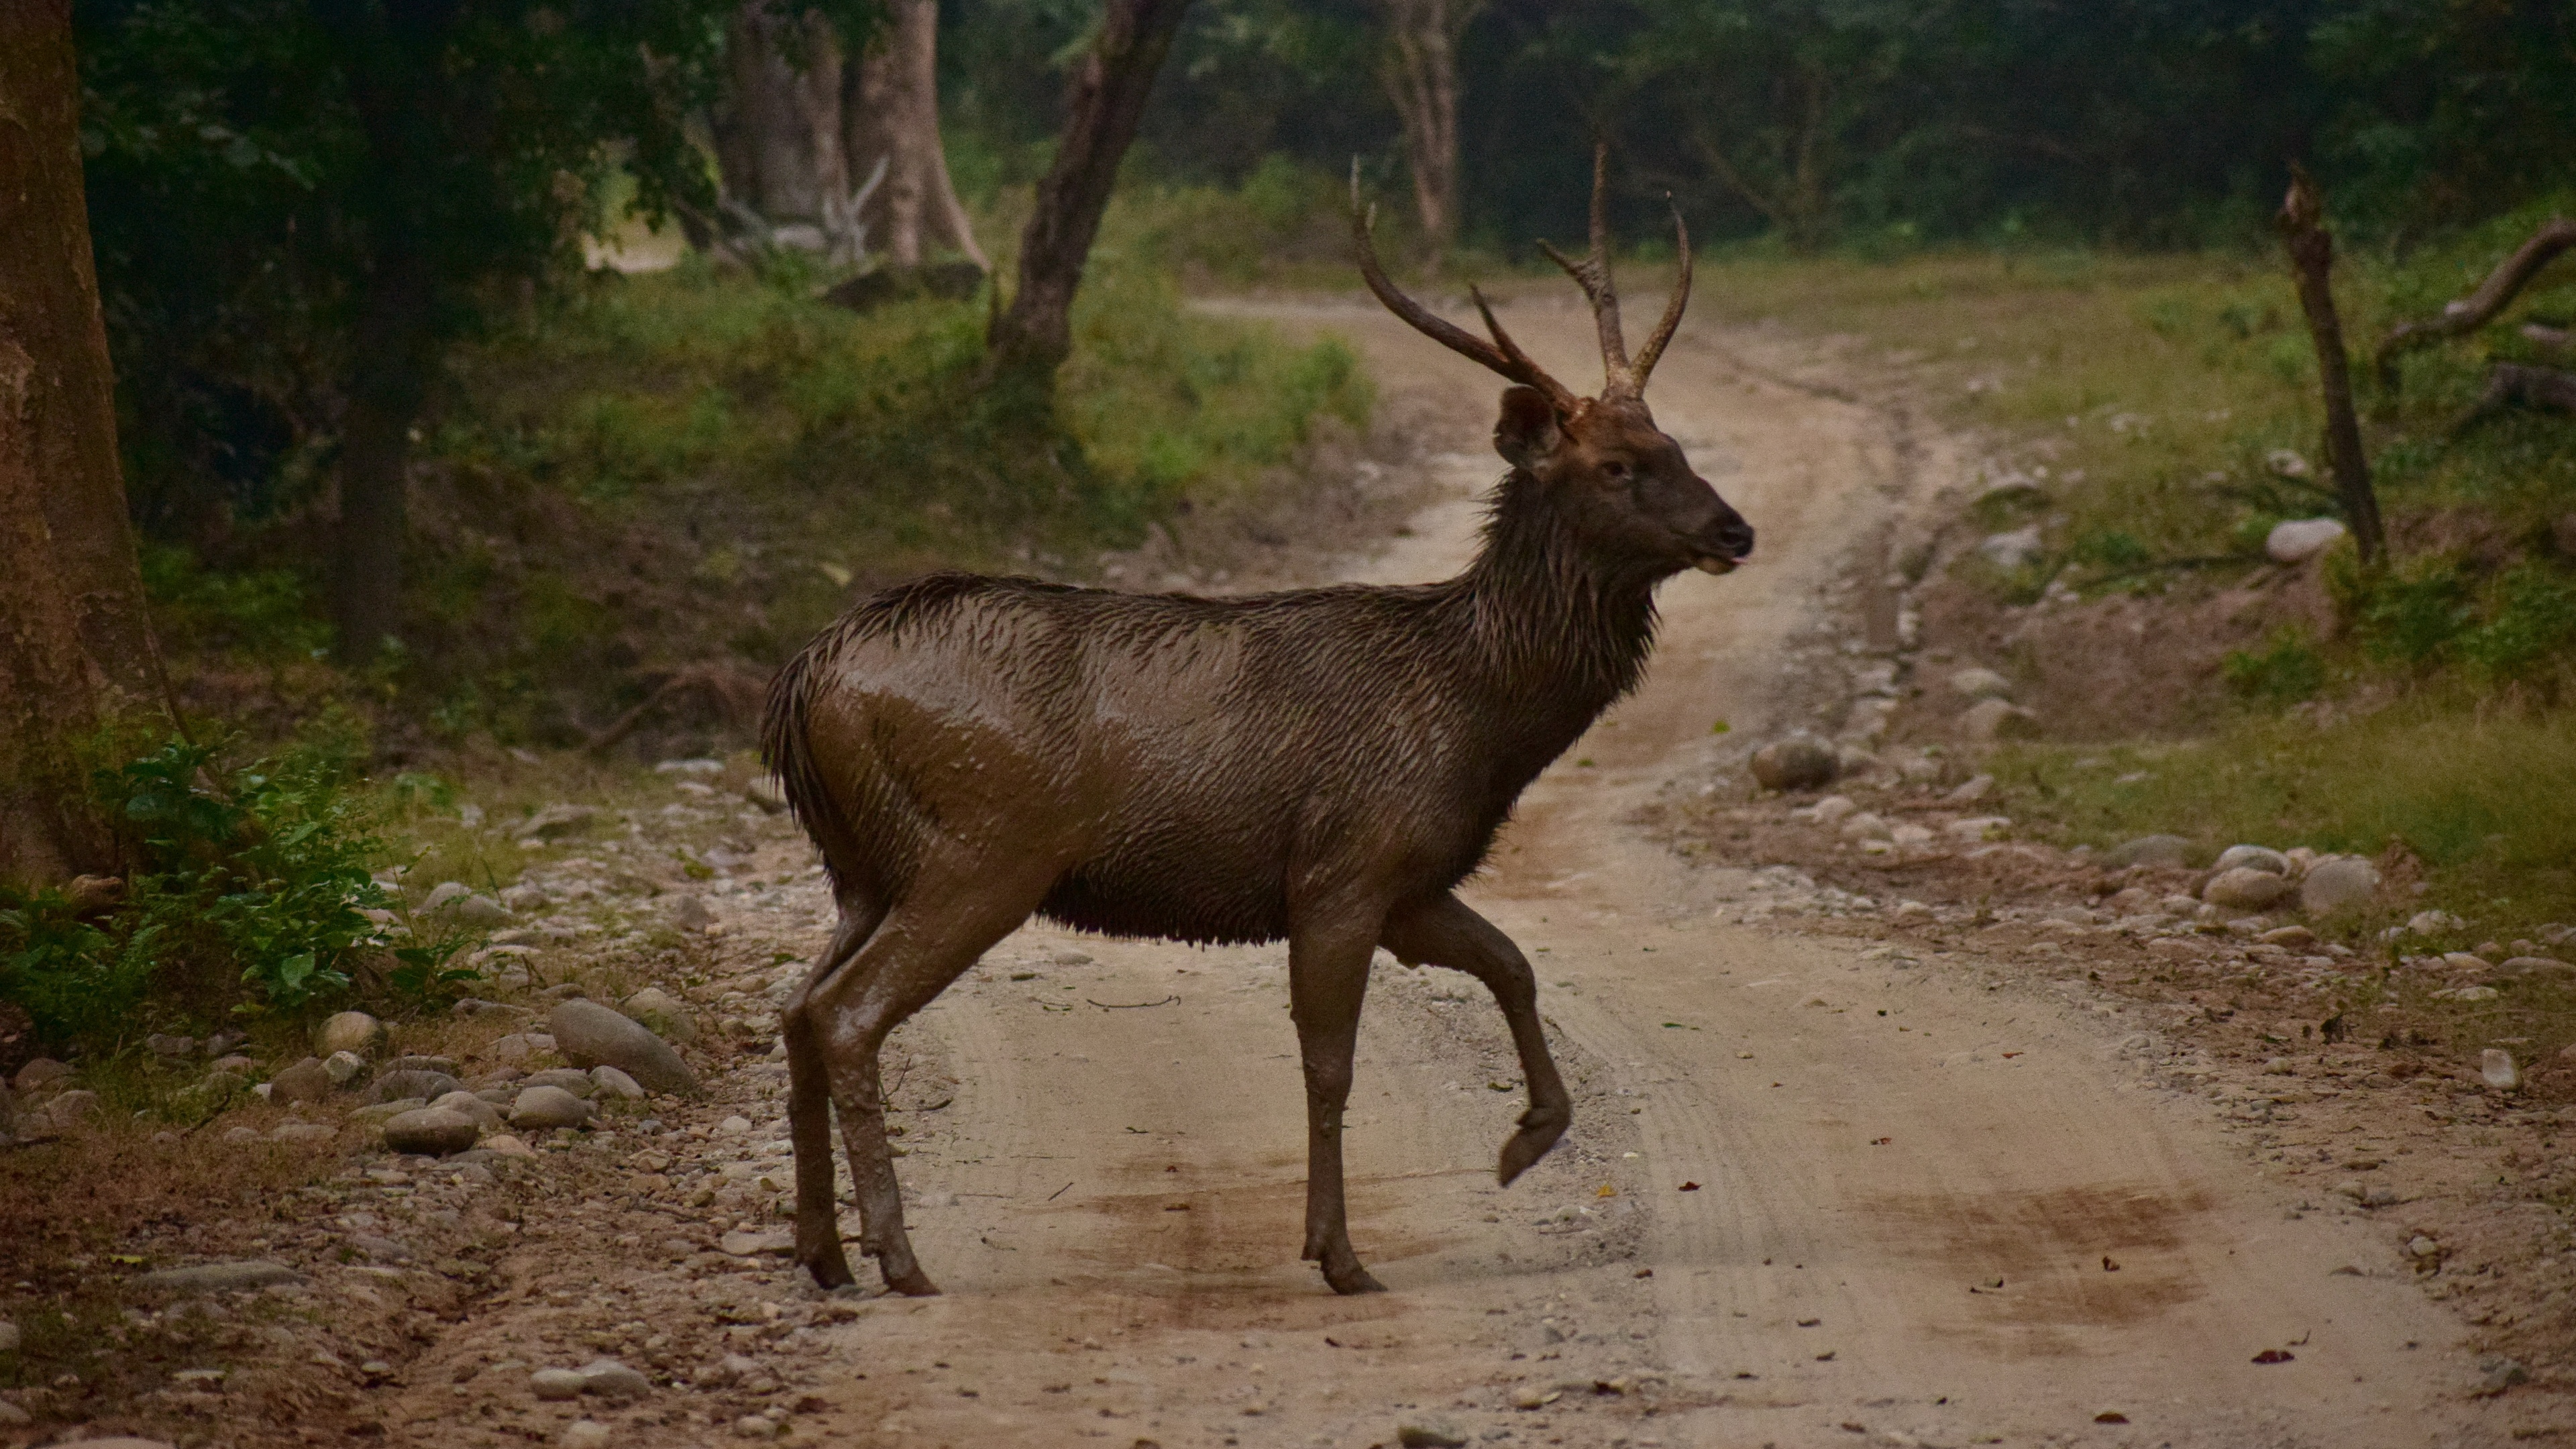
[1036,827,1293,947]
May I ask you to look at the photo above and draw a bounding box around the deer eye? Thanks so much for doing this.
[1602,459,1631,481]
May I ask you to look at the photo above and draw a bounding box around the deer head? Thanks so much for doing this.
[1354,145,1754,578]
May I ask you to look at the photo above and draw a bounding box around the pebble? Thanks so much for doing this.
[1957,698,2040,741]
[136,1260,308,1292]
[1807,795,1858,824]
[323,1050,368,1085]
[1947,667,2011,700]
[1941,773,1994,806]
[2265,517,2347,565]
[2267,448,2312,479]
[1978,525,2044,569]
[533,1367,588,1401]
[428,1089,504,1131]
[549,1000,700,1095]
[1947,816,2011,841]
[383,1106,480,1156]
[1750,736,1838,792]
[2203,867,2293,911]
[525,804,598,840]
[720,1230,794,1257]
[670,896,718,931]
[15,1059,69,1095]
[2410,909,2465,935]
[2483,1050,2520,1091]
[2408,1235,2440,1259]
[2108,834,2193,869]
[2213,844,2290,875]
[1838,812,1892,842]
[2257,925,2317,948]
[2499,956,2571,978]
[482,1133,537,1159]
[577,1358,651,1400]
[733,1415,786,1440]
[509,1085,592,1130]
[2301,857,2379,916]
[269,1057,334,1102]
[621,987,702,1043]
[523,1067,600,1098]
[1397,1420,1470,1448]
[366,1069,462,1105]
[316,1011,382,1059]
[591,1065,646,1101]
[562,1422,610,1449]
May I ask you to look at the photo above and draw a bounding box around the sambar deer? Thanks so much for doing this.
[764,146,1752,1297]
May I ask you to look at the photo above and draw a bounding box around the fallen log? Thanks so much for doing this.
[2375,217,2576,392]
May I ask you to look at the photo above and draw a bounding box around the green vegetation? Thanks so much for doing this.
[0,733,477,1052]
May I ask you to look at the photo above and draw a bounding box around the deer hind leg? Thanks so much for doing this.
[1382,893,1572,1185]
[781,886,886,1289]
[1288,912,1388,1295]
[804,870,1048,1297]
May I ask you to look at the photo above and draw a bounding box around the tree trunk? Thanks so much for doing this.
[844,0,987,270]
[0,0,170,892]
[2277,166,2385,569]
[714,1,849,229]
[1377,0,1482,274]
[330,250,435,657]
[985,0,1193,386]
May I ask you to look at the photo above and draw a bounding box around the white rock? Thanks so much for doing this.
[1958,698,2041,741]
[1942,773,1995,806]
[1948,816,2012,841]
[1838,812,1893,842]
[576,1358,651,1400]
[2265,517,2347,564]
[2410,910,2465,935]
[562,1423,610,1449]
[590,1065,645,1101]
[315,1011,382,1059]
[1807,795,1858,824]
[532,1367,588,1401]
[1750,737,1839,792]
[2483,1049,2520,1091]
[2266,448,2312,479]
[1978,527,2045,569]
[1947,667,2011,700]
[1890,823,1935,847]
[323,1050,367,1085]
[2213,845,2290,875]
[509,1085,592,1130]
[2301,857,2379,916]
[2204,868,2293,910]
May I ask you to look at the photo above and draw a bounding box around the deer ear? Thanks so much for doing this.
[1493,386,1563,469]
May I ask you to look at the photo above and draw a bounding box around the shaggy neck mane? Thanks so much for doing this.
[1455,469,1664,718]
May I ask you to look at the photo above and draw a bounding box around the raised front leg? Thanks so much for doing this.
[1382,892,1571,1185]
[780,892,884,1289]
[1288,913,1387,1295]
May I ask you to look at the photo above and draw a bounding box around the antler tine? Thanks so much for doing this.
[1351,160,1578,413]
[1629,195,1692,388]
[1537,142,1634,397]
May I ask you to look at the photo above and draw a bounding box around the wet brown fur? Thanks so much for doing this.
[764,152,1751,1297]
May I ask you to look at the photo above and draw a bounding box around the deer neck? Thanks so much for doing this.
[1458,472,1664,745]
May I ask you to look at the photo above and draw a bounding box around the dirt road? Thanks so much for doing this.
[372,294,2479,1449]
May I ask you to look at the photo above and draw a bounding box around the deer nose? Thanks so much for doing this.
[1713,513,1754,559]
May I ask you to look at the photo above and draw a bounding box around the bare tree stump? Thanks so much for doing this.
[2277,166,2385,568]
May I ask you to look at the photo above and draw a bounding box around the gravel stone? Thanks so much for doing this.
[136,1260,308,1293]
[2108,835,2194,869]
[2203,867,2294,911]
[1397,1421,1470,1448]
[315,1011,382,1059]
[1958,698,2041,741]
[619,987,701,1043]
[531,1367,588,1401]
[1750,736,1838,792]
[562,1422,610,1449]
[508,1085,592,1130]
[383,1106,480,1155]
[366,1070,462,1105]
[268,1057,333,1103]
[576,1358,651,1400]
[323,1050,368,1085]
[2301,857,2381,916]
[2265,517,2347,564]
[522,1067,599,1097]
[549,999,699,1095]
[2213,845,2290,875]
[429,1089,505,1131]
[1947,667,2011,700]
[590,1065,645,1101]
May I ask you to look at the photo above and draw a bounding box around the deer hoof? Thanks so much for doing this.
[800,1246,856,1291]
[1322,1261,1387,1296]
[1496,1124,1566,1186]
[882,1263,942,1297]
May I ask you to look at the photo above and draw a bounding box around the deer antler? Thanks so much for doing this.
[1630,196,1691,390]
[1538,143,1635,398]
[1536,146,1693,400]
[1351,162,1580,416]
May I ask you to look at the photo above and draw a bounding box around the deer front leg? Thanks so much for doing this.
[1289,914,1385,1295]
[1382,893,1571,1185]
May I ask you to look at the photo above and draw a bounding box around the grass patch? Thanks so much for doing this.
[1983,699,2576,940]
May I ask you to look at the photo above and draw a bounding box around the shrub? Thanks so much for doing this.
[0,734,475,1053]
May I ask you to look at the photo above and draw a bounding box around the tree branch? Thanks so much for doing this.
[2375,217,2576,392]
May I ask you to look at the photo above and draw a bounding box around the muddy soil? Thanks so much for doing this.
[11,292,2558,1449]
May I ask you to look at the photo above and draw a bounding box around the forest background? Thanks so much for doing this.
[3,0,2574,1058]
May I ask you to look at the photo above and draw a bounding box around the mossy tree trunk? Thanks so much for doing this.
[0,0,170,892]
